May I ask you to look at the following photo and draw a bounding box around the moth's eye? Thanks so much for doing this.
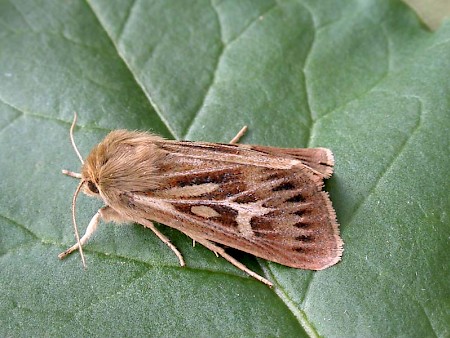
[87,181,99,194]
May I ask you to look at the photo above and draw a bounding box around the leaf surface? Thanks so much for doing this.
[1,1,449,336]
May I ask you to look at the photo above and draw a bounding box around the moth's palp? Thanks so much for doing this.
[61,169,82,179]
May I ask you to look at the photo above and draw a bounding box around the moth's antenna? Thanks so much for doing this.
[70,112,84,164]
[72,180,86,268]
[59,113,86,266]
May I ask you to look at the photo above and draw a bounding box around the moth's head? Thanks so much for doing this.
[78,130,137,198]
[79,130,164,200]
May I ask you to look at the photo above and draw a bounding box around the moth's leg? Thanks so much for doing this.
[58,206,112,259]
[139,219,186,267]
[192,236,273,287]
[62,169,82,179]
[229,126,248,144]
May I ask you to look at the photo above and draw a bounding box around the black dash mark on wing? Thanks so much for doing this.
[272,182,295,191]
[286,194,304,203]
[294,209,305,216]
[296,235,313,242]
[234,193,258,204]
[293,221,309,229]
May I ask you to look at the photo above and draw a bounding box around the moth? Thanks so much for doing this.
[59,115,343,287]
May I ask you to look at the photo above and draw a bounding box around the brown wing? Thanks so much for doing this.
[156,140,334,184]
[248,145,335,179]
[124,141,343,270]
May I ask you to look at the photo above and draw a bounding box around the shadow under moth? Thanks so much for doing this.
[59,115,343,287]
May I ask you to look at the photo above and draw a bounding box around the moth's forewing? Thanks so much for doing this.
[111,141,343,270]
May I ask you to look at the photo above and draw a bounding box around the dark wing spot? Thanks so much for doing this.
[293,221,309,228]
[286,194,304,203]
[250,217,274,231]
[272,182,295,191]
[173,204,192,214]
[234,194,258,204]
[296,235,313,242]
[253,231,265,237]
[294,210,305,216]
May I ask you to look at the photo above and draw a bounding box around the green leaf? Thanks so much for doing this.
[1,0,449,336]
